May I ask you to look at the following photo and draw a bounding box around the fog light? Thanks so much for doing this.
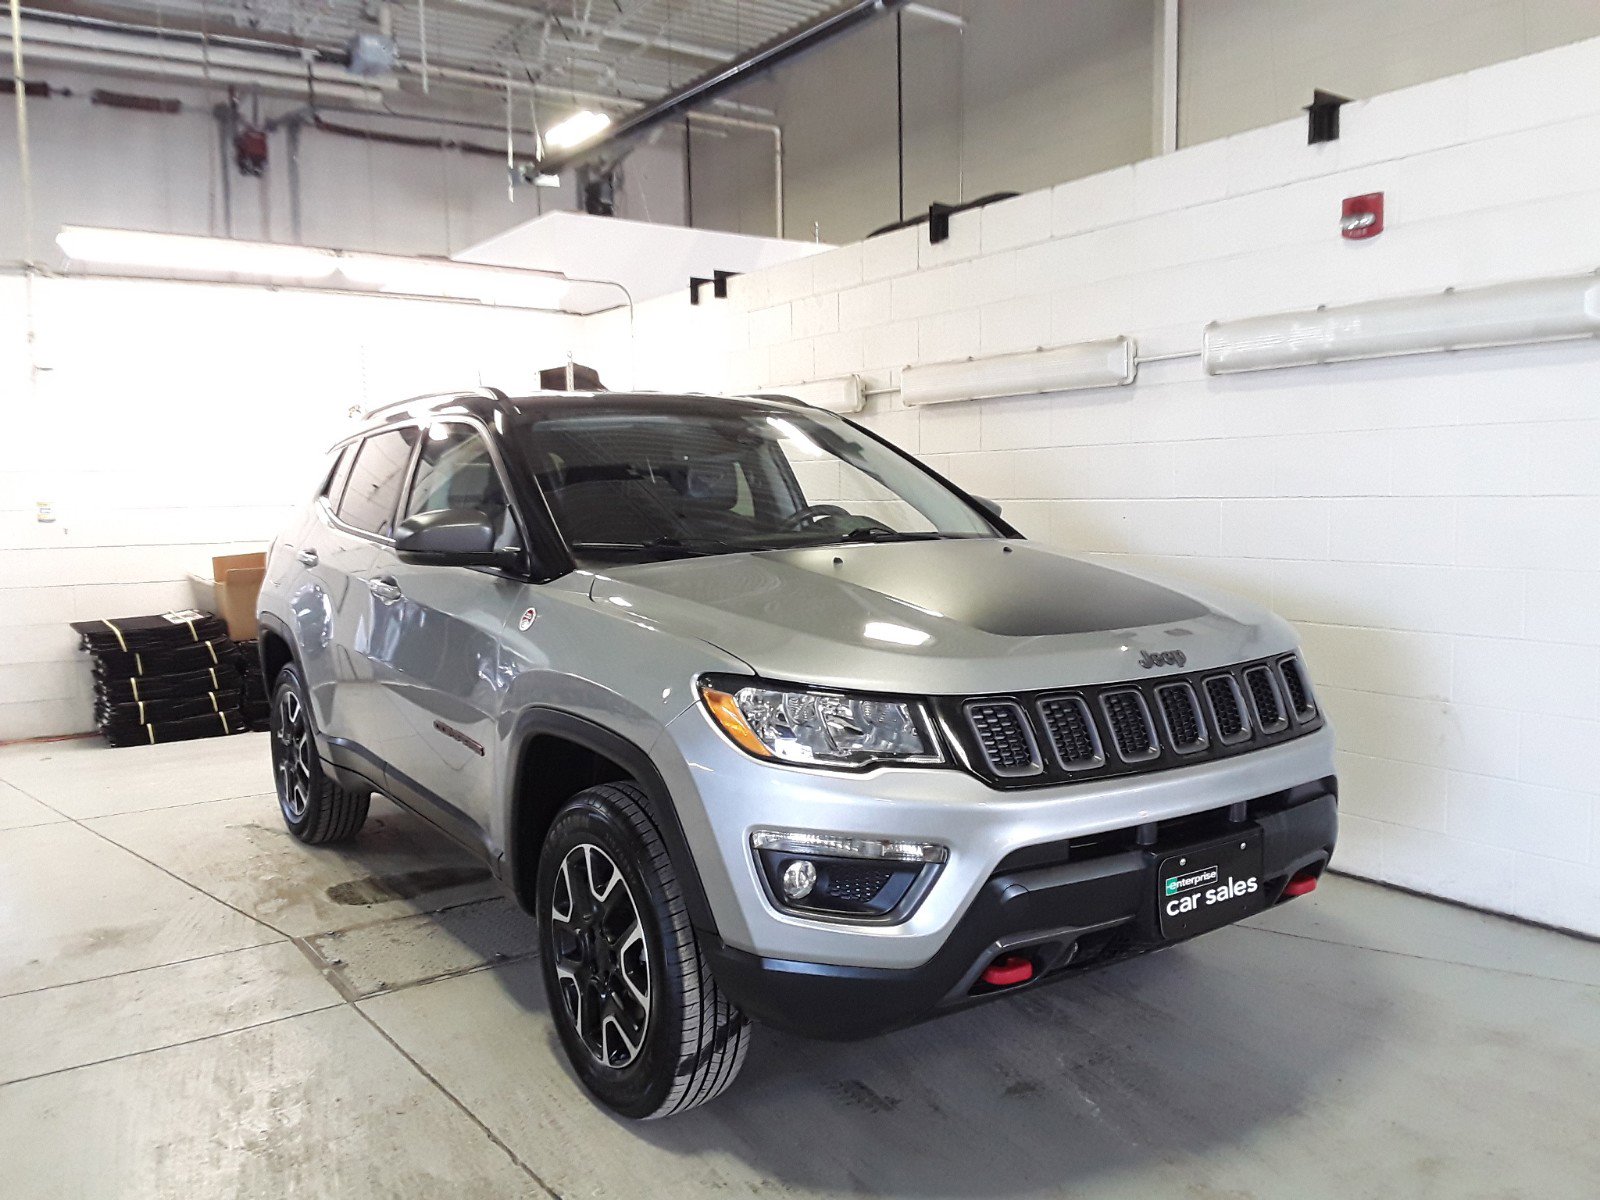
[751,828,947,922]
[781,858,817,901]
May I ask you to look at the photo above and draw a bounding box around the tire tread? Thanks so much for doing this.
[272,665,370,846]
[568,782,750,1119]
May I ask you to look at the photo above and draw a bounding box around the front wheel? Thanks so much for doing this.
[269,663,370,844]
[536,782,750,1118]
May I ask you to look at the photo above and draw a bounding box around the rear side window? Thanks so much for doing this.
[336,428,419,537]
[320,445,354,506]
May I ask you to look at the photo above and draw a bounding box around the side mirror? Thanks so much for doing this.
[394,508,516,568]
[973,495,1004,519]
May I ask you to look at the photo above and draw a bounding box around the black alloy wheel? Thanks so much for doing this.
[268,663,370,844]
[537,782,750,1118]
[549,843,653,1068]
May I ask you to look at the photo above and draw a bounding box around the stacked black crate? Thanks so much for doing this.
[233,640,272,730]
[71,610,249,747]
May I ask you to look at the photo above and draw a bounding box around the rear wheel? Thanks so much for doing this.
[537,782,750,1118]
[270,663,370,844]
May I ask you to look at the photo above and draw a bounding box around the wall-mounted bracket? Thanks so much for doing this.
[689,276,712,305]
[713,269,739,298]
[927,202,954,244]
[1305,90,1351,144]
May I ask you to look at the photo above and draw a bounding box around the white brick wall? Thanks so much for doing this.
[611,38,1600,936]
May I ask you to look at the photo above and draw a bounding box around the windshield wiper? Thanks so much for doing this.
[834,529,954,544]
[568,537,719,559]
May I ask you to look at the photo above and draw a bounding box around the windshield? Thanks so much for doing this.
[515,402,1001,563]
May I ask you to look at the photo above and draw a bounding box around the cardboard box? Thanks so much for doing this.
[189,552,267,642]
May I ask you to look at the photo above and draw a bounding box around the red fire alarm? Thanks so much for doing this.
[1341,192,1384,239]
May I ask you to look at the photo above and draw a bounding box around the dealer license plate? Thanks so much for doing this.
[1157,829,1265,939]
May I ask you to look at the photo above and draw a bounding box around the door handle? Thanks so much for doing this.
[296,548,319,568]
[368,577,403,603]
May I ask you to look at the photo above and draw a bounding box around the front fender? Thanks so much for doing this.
[501,706,719,938]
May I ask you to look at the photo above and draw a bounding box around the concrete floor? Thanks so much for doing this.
[1,734,1596,1199]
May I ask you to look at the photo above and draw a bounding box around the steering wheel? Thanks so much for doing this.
[778,503,853,532]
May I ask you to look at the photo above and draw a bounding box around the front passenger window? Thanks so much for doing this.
[405,423,520,551]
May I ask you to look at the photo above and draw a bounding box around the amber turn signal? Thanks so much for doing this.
[701,687,775,759]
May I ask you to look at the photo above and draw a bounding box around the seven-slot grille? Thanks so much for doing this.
[951,654,1320,786]
[963,700,1041,777]
[1036,695,1103,770]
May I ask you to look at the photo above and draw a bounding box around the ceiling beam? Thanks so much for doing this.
[440,0,728,60]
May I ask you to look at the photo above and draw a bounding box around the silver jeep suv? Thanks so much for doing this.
[257,387,1336,1118]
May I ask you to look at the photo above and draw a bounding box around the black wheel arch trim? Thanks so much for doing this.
[506,707,719,938]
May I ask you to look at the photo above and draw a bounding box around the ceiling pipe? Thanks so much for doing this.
[18,5,332,64]
[10,6,777,120]
[533,0,907,176]
[9,40,389,104]
[2,16,392,101]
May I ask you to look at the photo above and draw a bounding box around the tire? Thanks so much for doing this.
[269,662,370,844]
[537,782,751,1118]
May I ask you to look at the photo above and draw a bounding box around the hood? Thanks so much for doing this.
[589,540,1294,695]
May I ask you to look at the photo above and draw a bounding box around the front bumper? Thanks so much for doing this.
[655,705,1337,972]
[703,783,1337,1039]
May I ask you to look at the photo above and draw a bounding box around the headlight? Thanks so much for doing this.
[699,676,944,768]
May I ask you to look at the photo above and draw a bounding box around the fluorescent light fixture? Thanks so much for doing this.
[1203,272,1600,374]
[757,375,866,414]
[53,227,572,309]
[337,253,571,309]
[544,109,611,151]
[901,337,1137,406]
[532,172,563,188]
[56,226,339,280]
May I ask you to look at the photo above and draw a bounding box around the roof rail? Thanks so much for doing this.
[361,387,510,421]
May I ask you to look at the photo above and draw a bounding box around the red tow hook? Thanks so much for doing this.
[1283,868,1320,898]
[981,954,1035,988]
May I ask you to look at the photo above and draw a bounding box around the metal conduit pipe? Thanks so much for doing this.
[688,110,783,238]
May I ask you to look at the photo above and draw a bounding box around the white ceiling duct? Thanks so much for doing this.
[901,338,1137,406]
[1203,272,1600,374]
